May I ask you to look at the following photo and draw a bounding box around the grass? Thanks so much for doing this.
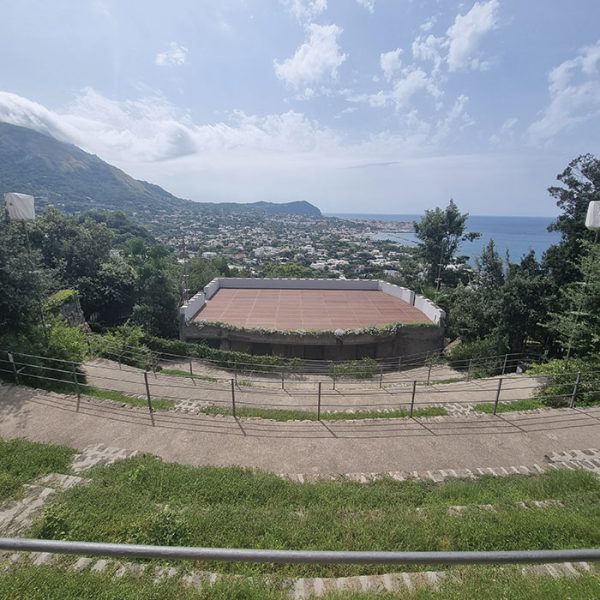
[200,405,447,421]
[473,399,545,414]
[0,438,74,503]
[1,564,600,600]
[29,454,600,578]
[160,368,218,383]
[81,386,174,411]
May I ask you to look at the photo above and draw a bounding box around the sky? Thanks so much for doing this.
[0,0,599,216]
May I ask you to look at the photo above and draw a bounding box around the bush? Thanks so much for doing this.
[96,324,153,370]
[0,317,87,390]
[329,357,378,379]
[528,356,600,407]
[446,335,509,378]
[44,289,77,314]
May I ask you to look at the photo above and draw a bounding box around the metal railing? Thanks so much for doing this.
[1,537,599,566]
[1,348,598,426]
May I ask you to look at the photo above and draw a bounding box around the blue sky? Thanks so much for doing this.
[0,0,599,215]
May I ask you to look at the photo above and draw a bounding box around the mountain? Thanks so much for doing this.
[0,122,322,218]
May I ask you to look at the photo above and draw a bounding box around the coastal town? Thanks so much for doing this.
[153,211,417,280]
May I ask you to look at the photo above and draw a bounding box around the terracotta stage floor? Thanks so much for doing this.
[193,288,431,330]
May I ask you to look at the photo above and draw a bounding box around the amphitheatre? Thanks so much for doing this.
[2,281,600,597]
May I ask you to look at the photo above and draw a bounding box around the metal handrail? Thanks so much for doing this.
[1,537,599,565]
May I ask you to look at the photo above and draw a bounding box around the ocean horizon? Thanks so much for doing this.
[327,213,561,262]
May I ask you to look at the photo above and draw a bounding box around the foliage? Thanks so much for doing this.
[446,335,509,377]
[262,262,322,278]
[545,241,600,358]
[528,356,600,407]
[473,399,545,414]
[414,199,480,285]
[186,255,230,295]
[0,217,51,334]
[97,324,153,370]
[0,317,88,389]
[329,357,378,379]
[543,153,600,286]
[44,289,77,313]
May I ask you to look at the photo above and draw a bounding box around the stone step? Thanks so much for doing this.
[0,486,55,535]
[71,444,141,473]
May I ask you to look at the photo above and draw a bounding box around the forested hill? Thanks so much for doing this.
[0,122,322,218]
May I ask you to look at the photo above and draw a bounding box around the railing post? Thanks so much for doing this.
[493,377,503,416]
[501,354,508,376]
[281,370,285,390]
[467,358,473,381]
[317,382,322,421]
[231,378,236,417]
[332,371,336,391]
[427,362,432,386]
[234,367,238,386]
[379,366,384,388]
[410,380,417,417]
[72,364,81,412]
[143,371,155,426]
[8,353,19,385]
[398,356,402,371]
[570,372,581,408]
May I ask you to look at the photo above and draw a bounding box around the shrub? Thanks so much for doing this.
[446,335,509,378]
[45,289,77,314]
[97,324,153,370]
[528,356,600,407]
[329,357,378,379]
[0,317,87,390]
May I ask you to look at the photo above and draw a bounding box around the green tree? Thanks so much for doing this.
[546,241,600,357]
[78,255,137,326]
[543,154,600,286]
[414,199,480,285]
[186,256,230,295]
[0,217,50,335]
[448,240,503,341]
[263,263,320,278]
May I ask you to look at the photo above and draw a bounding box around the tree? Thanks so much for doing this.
[543,154,600,286]
[78,255,137,326]
[0,217,50,335]
[414,199,480,285]
[546,241,600,357]
[186,256,230,295]
[263,263,320,278]
[499,252,552,353]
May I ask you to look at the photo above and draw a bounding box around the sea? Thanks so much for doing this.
[328,214,561,262]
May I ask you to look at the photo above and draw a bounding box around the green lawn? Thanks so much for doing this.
[1,564,599,600]
[81,386,174,411]
[201,405,447,421]
[29,455,600,578]
[160,368,218,383]
[0,438,74,503]
[473,399,545,414]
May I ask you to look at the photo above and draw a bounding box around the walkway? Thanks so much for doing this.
[1,383,600,475]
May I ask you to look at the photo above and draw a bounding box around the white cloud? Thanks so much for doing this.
[431,94,473,143]
[274,24,347,89]
[446,0,499,71]
[490,117,518,145]
[281,0,327,22]
[411,34,445,74]
[356,0,375,14]
[155,42,188,67]
[528,41,600,143]
[420,16,437,33]
[380,48,403,82]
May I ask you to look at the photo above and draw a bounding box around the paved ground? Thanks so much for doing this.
[194,288,431,329]
[1,383,600,475]
[84,359,540,413]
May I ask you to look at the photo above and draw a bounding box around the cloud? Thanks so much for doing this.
[356,0,375,14]
[430,94,473,144]
[420,16,437,33]
[155,42,188,67]
[490,117,518,145]
[352,67,440,111]
[380,48,403,82]
[281,0,327,22]
[274,24,347,89]
[411,34,445,74]
[528,41,600,143]
[446,0,499,71]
